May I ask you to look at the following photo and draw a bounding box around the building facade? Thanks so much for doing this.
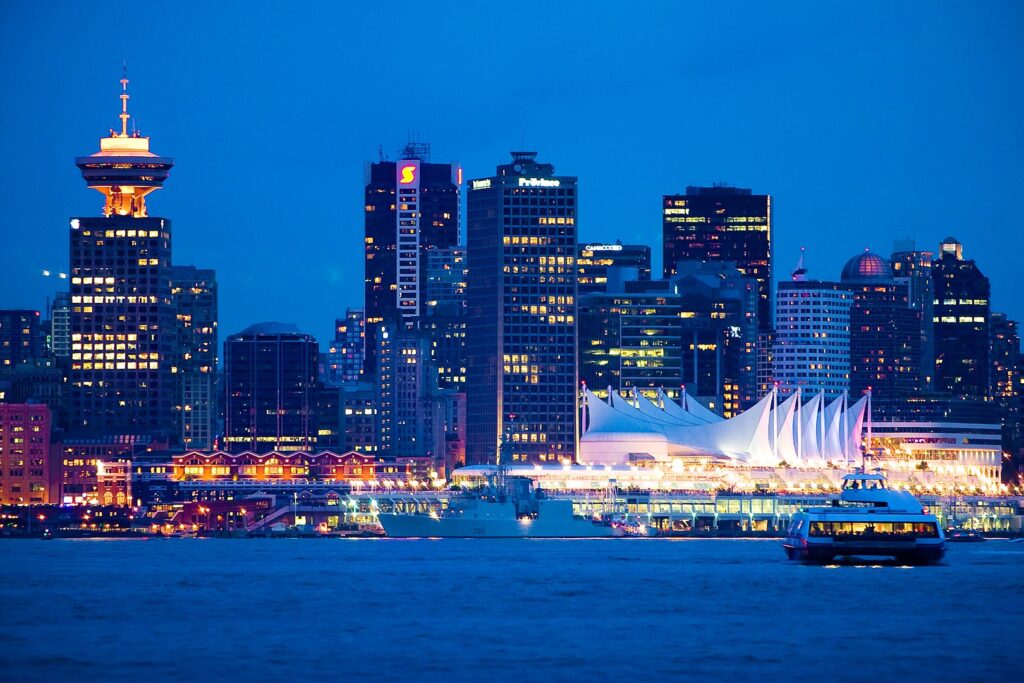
[890,241,934,390]
[840,251,922,414]
[662,185,772,329]
[577,242,652,295]
[932,237,991,399]
[363,144,460,374]
[0,311,44,367]
[773,275,852,399]
[326,308,365,386]
[467,152,578,464]
[170,266,218,450]
[0,403,54,504]
[223,323,319,453]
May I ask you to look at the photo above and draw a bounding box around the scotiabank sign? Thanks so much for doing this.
[397,159,420,187]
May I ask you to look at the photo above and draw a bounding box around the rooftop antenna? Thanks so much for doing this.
[118,61,131,137]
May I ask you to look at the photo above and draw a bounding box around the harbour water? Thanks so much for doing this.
[1,538,1021,682]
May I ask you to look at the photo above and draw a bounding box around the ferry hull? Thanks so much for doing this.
[783,540,946,565]
[378,513,619,538]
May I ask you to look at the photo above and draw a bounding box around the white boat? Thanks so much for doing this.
[378,476,620,538]
[782,470,946,564]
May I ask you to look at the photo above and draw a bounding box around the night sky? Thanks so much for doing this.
[1,2,1022,345]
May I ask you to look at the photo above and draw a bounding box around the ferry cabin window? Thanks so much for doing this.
[808,522,939,538]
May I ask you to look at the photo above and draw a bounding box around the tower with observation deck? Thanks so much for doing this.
[68,73,177,440]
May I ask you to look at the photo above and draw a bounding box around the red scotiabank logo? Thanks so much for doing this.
[399,164,417,184]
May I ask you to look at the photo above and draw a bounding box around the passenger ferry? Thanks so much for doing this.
[378,475,620,539]
[783,471,946,564]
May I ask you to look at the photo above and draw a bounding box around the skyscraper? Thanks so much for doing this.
[773,264,852,399]
[991,312,1021,467]
[363,143,460,375]
[840,251,922,413]
[932,237,990,398]
[662,185,772,329]
[577,242,652,294]
[578,277,682,400]
[670,261,760,416]
[170,266,218,450]
[223,323,318,453]
[70,76,176,439]
[890,241,934,390]
[49,292,71,359]
[466,152,578,464]
[325,309,365,386]
[424,248,467,390]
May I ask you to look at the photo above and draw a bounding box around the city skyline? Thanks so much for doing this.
[2,3,1023,345]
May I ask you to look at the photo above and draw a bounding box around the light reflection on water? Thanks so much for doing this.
[0,538,1021,682]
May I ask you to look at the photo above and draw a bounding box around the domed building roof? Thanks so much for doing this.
[841,250,892,282]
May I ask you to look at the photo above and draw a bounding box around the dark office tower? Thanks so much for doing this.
[466,152,578,465]
[991,313,1021,465]
[170,267,218,450]
[891,241,935,390]
[0,311,43,367]
[326,309,365,386]
[70,76,176,439]
[425,248,467,390]
[578,276,682,400]
[375,325,432,458]
[49,292,71,359]
[670,261,760,416]
[363,143,461,374]
[223,323,319,453]
[577,241,652,294]
[932,237,991,398]
[841,251,922,414]
[662,185,772,329]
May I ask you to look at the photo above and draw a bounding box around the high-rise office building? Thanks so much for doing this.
[170,266,218,450]
[670,261,760,416]
[840,251,922,413]
[773,265,852,399]
[466,152,578,464]
[326,309,365,386]
[991,312,1021,463]
[578,276,682,400]
[363,143,460,374]
[70,76,176,439]
[375,325,432,458]
[424,248,467,390]
[662,185,772,329]
[932,237,990,398]
[49,292,71,359]
[223,323,319,453]
[577,242,652,294]
[891,241,934,390]
[0,311,44,367]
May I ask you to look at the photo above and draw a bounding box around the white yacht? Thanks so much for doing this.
[783,471,946,564]
[378,476,620,539]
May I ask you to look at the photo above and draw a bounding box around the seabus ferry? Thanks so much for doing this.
[783,470,945,564]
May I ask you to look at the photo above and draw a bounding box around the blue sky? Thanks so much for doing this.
[1,2,1022,344]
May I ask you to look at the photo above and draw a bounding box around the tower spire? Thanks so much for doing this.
[119,62,130,137]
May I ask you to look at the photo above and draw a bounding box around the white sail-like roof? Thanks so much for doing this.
[844,395,868,460]
[799,392,824,464]
[657,389,712,425]
[771,392,800,464]
[822,396,846,464]
[681,390,724,423]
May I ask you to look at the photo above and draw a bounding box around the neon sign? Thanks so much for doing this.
[518,177,560,188]
[399,164,417,185]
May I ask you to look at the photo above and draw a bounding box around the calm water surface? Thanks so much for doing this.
[1,538,1021,682]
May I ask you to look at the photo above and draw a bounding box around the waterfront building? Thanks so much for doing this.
[51,433,166,505]
[223,323,319,453]
[932,237,990,398]
[0,403,54,504]
[70,76,176,440]
[577,241,652,294]
[662,185,772,329]
[325,309,365,385]
[578,276,682,401]
[170,266,218,450]
[670,261,760,416]
[840,251,922,414]
[363,143,460,374]
[890,241,934,389]
[869,419,1003,485]
[48,292,72,359]
[773,262,852,399]
[466,151,578,464]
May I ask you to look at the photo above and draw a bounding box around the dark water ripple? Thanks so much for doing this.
[0,538,1021,682]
